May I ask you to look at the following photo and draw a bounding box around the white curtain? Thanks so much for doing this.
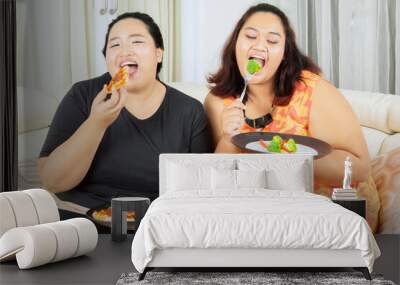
[16,0,113,134]
[178,0,255,83]
[178,0,400,95]
[17,0,87,99]
[16,0,99,189]
[318,0,399,95]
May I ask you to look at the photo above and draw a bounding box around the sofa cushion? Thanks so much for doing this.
[361,127,388,159]
[18,128,49,163]
[340,89,400,134]
[167,82,209,104]
[380,133,400,155]
[371,147,400,234]
[17,87,60,134]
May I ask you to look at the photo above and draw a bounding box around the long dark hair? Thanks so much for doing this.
[102,12,164,77]
[207,3,321,105]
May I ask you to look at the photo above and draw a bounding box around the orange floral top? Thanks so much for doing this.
[223,70,320,135]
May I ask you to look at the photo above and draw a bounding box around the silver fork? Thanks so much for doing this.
[239,73,254,102]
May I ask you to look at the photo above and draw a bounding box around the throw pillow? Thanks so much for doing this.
[211,168,236,190]
[236,169,268,189]
[167,162,210,191]
[266,167,307,191]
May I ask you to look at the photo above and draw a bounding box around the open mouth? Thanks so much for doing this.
[120,62,138,77]
[248,56,266,69]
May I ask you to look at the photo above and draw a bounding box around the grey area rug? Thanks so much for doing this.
[116,272,396,285]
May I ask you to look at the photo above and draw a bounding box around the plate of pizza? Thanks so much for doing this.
[87,205,136,228]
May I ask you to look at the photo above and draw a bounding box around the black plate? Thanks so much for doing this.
[231,132,332,159]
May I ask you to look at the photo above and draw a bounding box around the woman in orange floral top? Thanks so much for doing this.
[205,3,370,189]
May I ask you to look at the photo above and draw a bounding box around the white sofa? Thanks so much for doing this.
[166,83,400,159]
[17,82,400,232]
[18,83,400,183]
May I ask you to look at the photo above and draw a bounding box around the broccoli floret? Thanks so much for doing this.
[246,59,262,75]
[267,141,281,153]
[271,135,282,145]
[285,138,297,153]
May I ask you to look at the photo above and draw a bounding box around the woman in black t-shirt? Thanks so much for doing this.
[38,12,212,215]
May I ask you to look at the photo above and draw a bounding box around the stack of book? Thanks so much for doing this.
[332,188,358,200]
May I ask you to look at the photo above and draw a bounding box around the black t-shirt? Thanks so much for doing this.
[40,73,212,208]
